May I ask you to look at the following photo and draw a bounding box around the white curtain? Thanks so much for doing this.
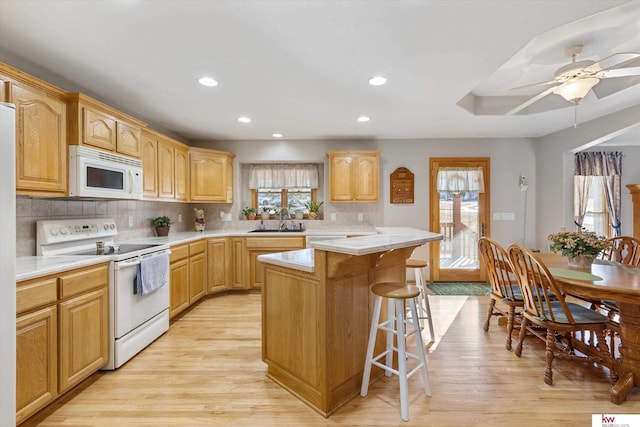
[248,164,319,190]
[573,175,592,229]
[436,167,485,193]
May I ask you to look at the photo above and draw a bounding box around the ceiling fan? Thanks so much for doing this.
[506,44,640,116]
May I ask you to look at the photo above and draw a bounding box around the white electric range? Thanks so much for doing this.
[37,218,171,370]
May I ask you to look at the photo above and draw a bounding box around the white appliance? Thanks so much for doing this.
[0,103,16,425]
[37,218,170,370]
[68,145,143,200]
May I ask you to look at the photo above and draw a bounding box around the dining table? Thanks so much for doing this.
[537,252,640,404]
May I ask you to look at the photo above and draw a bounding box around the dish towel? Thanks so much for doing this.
[135,252,169,296]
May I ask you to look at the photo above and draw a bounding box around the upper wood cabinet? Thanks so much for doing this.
[141,130,159,197]
[174,145,189,201]
[141,128,191,201]
[0,62,68,197]
[189,148,234,203]
[67,93,144,158]
[327,150,380,202]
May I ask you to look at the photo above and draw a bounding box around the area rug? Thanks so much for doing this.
[426,282,491,296]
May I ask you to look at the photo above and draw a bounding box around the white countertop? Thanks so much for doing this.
[17,227,377,280]
[258,228,443,272]
[17,256,110,282]
[258,249,315,273]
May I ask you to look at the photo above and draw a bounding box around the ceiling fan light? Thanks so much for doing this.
[553,77,600,102]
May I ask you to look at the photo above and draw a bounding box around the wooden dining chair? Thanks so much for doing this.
[478,237,523,351]
[600,236,640,266]
[507,243,615,385]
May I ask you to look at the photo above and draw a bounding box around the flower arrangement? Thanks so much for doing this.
[547,228,610,258]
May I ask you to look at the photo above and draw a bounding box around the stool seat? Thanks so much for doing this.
[406,259,428,269]
[372,282,420,299]
[361,282,431,421]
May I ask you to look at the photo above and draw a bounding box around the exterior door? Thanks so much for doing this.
[429,158,490,282]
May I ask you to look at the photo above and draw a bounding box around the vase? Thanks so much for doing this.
[308,212,318,220]
[261,211,270,220]
[567,254,595,269]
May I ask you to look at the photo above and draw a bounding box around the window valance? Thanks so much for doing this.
[248,164,319,190]
[436,167,485,193]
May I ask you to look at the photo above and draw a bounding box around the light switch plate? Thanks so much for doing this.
[358,213,364,221]
[128,215,134,227]
[331,213,337,221]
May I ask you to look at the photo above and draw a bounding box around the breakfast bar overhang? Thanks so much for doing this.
[258,229,443,417]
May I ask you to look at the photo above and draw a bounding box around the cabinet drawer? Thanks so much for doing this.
[170,244,189,262]
[245,237,305,249]
[16,277,57,314]
[189,239,206,255]
[59,264,109,299]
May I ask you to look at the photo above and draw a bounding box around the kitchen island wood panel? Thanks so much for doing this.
[261,244,422,417]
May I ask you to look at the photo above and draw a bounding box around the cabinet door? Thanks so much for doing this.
[157,139,175,199]
[169,258,189,319]
[16,306,58,425]
[83,107,117,151]
[141,133,158,198]
[189,152,227,202]
[353,154,379,201]
[12,83,67,195]
[174,145,189,201]
[189,251,207,303]
[208,238,229,293]
[116,121,142,158]
[58,287,108,392]
[329,155,354,201]
[230,238,246,289]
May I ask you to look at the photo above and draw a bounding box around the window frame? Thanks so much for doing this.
[250,188,318,219]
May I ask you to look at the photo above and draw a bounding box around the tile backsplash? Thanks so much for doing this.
[17,196,380,256]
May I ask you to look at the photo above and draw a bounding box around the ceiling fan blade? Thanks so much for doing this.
[584,53,640,72]
[506,86,557,116]
[599,66,640,78]
[510,79,557,91]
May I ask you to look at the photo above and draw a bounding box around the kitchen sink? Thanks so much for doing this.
[248,229,303,233]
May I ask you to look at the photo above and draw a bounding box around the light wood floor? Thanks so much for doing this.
[22,293,639,426]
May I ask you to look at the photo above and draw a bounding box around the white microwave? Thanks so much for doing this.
[68,145,143,200]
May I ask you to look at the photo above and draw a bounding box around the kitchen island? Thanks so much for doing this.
[258,229,442,417]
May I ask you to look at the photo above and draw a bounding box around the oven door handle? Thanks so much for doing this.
[115,259,141,270]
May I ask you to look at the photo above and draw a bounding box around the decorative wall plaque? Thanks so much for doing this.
[390,167,414,204]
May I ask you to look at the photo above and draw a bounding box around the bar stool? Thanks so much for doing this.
[360,282,431,422]
[406,259,435,344]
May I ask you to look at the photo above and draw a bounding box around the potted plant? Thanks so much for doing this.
[261,207,271,220]
[548,228,611,269]
[242,207,257,220]
[305,200,324,220]
[152,216,172,237]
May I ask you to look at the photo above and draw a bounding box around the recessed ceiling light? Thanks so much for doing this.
[198,76,218,87]
[272,133,283,138]
[357,116,370,122]
[368,76,387,86]
[237,116,251,123]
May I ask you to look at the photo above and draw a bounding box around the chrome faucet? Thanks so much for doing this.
[278,207,286,231]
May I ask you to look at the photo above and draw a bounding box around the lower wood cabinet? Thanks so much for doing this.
[58,287,108,392]
[16,306,57,424]
[169,240,207,319]
[208,237,230,294]
[189,240,207,303]
[16,263,109,425]
[245,237,305,289]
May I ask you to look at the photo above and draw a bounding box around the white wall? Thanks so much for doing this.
[200,137,537,259]
[535,104,640,249]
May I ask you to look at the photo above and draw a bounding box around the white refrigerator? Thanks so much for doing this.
[0,102,16,426]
